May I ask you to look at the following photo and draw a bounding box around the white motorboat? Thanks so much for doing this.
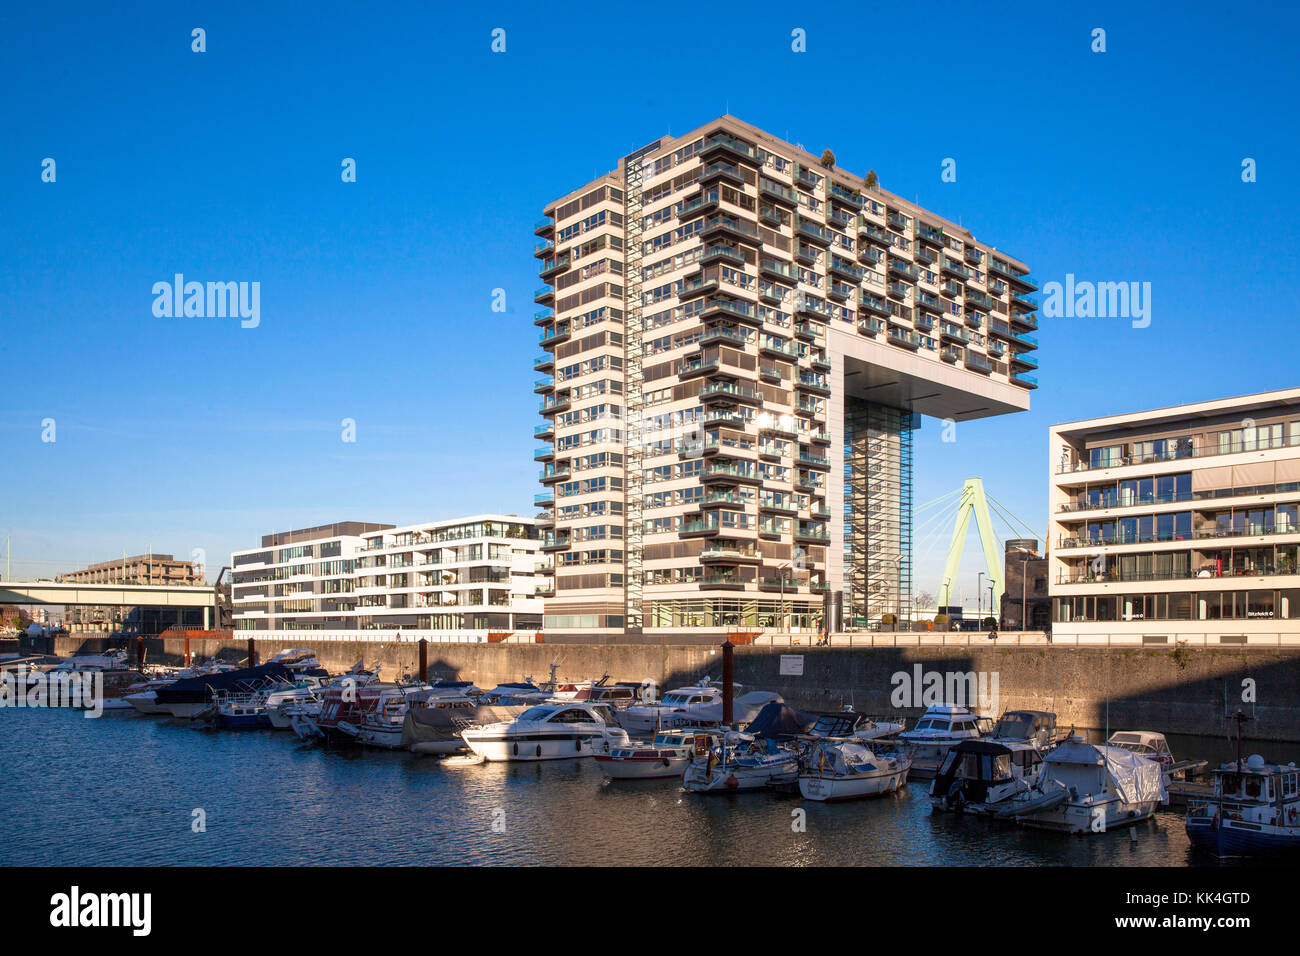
[619,680,736,735]
[594,727,721,780]
[460,702,624,761]
[897,704,994,777]
[930,738,1046,815]
[798,740,911,802]
[681,732,800,793]
[1000,737,1167,833]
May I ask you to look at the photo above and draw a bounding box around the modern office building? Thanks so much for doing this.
[1050,388,1300,644]
[533,116,1038,641]
[59,553,204,634]
[230,516,545,633]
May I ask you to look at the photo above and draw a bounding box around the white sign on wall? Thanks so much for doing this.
[779,654,804,677]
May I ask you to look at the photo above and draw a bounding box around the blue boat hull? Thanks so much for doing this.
[1186,820,1300,857]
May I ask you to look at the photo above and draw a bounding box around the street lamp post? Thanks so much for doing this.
[977,571,984,627]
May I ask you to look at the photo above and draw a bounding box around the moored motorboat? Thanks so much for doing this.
[1000,737,1166,833]
[619,680,734,735]
[896,704,994,778]
[460,702,623,761]
[1185,755,1300,856]
[595,727,721,780]
[407,704,527,755]
[799,740,911,802]
[930,738,1046,816]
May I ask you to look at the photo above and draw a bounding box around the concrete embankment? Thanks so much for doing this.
[22,633,1300,742]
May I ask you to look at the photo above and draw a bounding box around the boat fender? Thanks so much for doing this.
[726,774,739,789]
[512,743,519,756]
[574,739,581,753]
[661,757,672,768]
[538,744,544,757]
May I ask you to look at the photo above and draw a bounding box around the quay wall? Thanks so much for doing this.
[23,632,1300,742]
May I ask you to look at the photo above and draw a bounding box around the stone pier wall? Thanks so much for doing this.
[22,633,1300,742]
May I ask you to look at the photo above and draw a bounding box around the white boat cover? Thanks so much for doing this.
[807,741,879,775]
[1045,740,1166,805]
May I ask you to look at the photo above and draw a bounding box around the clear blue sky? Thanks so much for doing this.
[2,1,1297,606]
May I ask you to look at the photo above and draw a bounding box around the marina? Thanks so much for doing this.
[0,702,1266,868]
[0,647,1287,866]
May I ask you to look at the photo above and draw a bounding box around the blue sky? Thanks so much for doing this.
[2,1,1297,607]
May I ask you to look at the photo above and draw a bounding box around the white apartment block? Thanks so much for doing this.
[231,516,544,635]
[1050,388,1300,645]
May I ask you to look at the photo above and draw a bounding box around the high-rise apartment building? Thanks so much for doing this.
[534,116,1037,641]
[231,516,544,634]
[1050,388,1300,644]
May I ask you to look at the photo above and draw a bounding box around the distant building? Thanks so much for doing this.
[1050,388,1300,645]
[1001,539,1050,630]
[230,516,545,634]
[59,553,204,635]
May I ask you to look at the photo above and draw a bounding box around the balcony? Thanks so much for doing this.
[534,286,555,305]
[888,260,920,285]
[700,381,763,406]
[796,371,831,396]
[828,256,864,282]
[939,321,971,344]
[858,316,885,337]
[699,161,746,188]
[539,323,570,347]
[916,223,945,246]
[700,325,749,348]
[701,131,759,165]
[915,291,944,314]
[859,221,892,246]
[887,280,910,300]
[678,272,721,301]
[759,177,798,207]
[941,257,972,280]
[967,290,996,311]
[1011,372,1038,389]
[701,214,762,245]
[794,320,825,341]
[534,240,555,259]
[700,243,746,267]
[886,211,909,231]
[794,165,822,191]
[701,461,761,485]
[534,445,554,462]
[533,354,554,373]
[859,291,891,317]
[964,310,986,330]
[887,325,922,350]
[534,218,554,238]
[829,183,865,209]
[540,532,571,551]
[700,296,761,325]
[676,355,722,379]
[940,345,962,363]
[827,280,855,302]
[1011,351,1038,370]
[964,352,994,375]
[534,423,554,440]
[539,256,570,280]
[759,257,797,282]
[796,219,835,246]
[760,336,799,361]
[534,376,554,394]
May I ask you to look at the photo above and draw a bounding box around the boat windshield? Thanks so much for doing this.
[992,714,1033,738]
[518,705,559,721]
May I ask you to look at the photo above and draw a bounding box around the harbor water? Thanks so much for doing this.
[0,708,1267,867]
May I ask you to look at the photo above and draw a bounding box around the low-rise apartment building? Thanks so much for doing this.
[59,553,204,634]
[231,516,544,635]
[1050,388,1300,644]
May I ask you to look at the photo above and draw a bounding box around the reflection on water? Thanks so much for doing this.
[0,709,1284,866]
